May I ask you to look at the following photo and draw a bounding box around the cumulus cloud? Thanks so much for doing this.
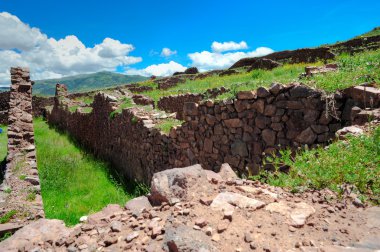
[0,12,46,51]
[0,12,142,84]
[125,61,186,77]
[211,41,248,53]
[189,46,274,71]
[160,47,177,57]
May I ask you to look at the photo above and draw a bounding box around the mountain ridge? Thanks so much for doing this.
[33,71,148,96]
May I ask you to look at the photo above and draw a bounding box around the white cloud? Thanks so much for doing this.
[188,46,274,71]
[0,12,47,51]
[0,12,142,84]
[160,47,177,57]
[125,61,186,77]
[211,41,248,53]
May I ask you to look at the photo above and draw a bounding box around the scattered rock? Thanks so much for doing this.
[125,231,139,242]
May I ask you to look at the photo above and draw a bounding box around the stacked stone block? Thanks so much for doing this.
[48,83,352,184]
[0,67,44,228]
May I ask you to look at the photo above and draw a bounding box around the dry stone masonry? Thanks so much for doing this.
[0,67,44,234]
[45,82,380,184]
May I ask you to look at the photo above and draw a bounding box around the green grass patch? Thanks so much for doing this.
[82,107,93,113]
[251,126,380,204]
[0,210,17,224]
[154,118,183,134]
[33,118,145,226]
[68,105,79,113]
[0,124,7,162]
[110,97,134,118]
[72,95,94,106]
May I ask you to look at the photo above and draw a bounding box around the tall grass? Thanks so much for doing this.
[251,126,380,204]
[0,124,7,162]
[34,118,142,226]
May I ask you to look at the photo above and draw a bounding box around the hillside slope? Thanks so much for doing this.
[33,71,148,96]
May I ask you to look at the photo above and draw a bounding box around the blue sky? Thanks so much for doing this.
[0,0,379,83]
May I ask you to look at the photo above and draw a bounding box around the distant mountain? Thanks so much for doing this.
[33,71,148,96]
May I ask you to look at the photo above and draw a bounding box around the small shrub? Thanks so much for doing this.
[131,116,138,124]
[26,192,36,201]
[0,232,12,242]
[0,210,17,224]
[154,118,183,134]
[19,175,26,180]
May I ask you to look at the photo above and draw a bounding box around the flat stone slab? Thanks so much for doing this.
[210,191,265,213]
[364,207,380,229]
[236,186,279,199]
[0,223,23,235]
[265,201,315,227]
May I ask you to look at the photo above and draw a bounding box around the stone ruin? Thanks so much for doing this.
[0,67,44,236]
[0,67,379,251]
[47,81,380,185]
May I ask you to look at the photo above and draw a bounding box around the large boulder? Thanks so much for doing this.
[163,224,217,252]
[125,196,152,217]
[0,219,69,251]
[218,163,238,180]
[149,164,210,205]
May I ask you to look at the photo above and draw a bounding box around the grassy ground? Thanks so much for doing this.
[154,118,183,134]
[34,118,146,226]
[0,125,7,162]
[140,49,380,102]
[252,126,380,204]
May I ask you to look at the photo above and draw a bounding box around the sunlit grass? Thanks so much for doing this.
[251,126,380,204]
[140,49,380,102]
[0,124,7,162]
[34,118,141,226]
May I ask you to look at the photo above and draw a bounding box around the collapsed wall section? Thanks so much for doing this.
[47,83,352,184]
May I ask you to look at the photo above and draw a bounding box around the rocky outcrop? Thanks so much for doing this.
[304,63,338,76]
[173,67,199,76]
[230,47,335,69]
[246,58,282,71]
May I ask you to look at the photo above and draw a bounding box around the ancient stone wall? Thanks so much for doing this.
[157,88,230,119]
[47,92,173,184]
[0,67,44,227]
[157,94,203,119]
[230,47,335,69]
[127,85,153,93]
[0,91,54,124]
[173,84,347,174]
[47,83,352,184]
